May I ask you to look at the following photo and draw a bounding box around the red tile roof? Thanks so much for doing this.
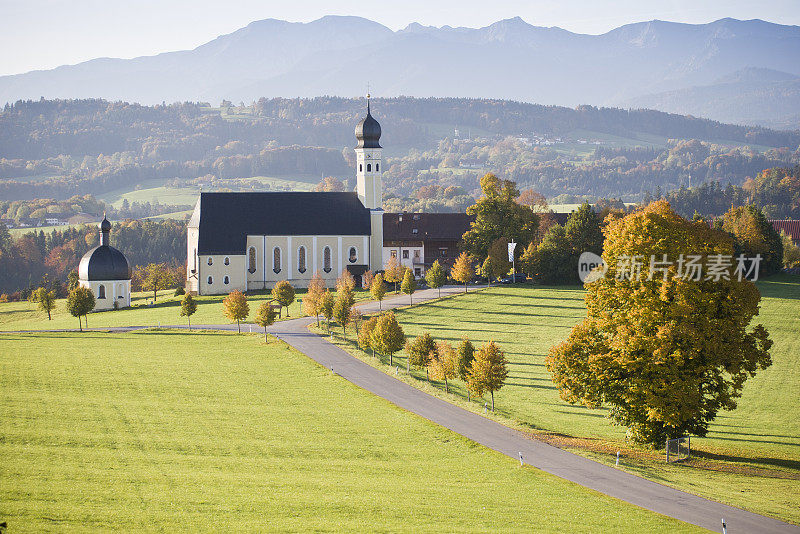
[770,220,800,243]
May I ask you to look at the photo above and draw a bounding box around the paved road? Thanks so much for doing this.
[8,286,798,532]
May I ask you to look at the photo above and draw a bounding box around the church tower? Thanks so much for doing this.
[354,96,384,271]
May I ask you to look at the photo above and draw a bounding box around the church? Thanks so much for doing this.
[186,101,385,294]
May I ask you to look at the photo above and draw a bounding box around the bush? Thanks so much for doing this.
[174,287,185,296]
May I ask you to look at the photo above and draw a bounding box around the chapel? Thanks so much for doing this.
[186,100,384,294]
[78,216,132,309]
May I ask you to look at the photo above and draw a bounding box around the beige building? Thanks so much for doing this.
[187,102,384,294]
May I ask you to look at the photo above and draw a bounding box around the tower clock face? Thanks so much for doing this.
[366,153,372,159]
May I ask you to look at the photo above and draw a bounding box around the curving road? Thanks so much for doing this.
[9,286,799,533]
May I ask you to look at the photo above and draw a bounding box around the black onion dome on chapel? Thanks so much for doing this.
[78,217,131,281]
[355,100,381,149]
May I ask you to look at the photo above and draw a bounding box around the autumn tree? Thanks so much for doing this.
[31,286,56,320]
[455,337,476,381]
[139,263,174,302]
[358,316,378,355]
[401,268,417,305]
[384,256,403,293]
[67,270,80,292]
[370,273,387,310]
[516,188,548,211]
[547,201,773,446]
[302,272,326,326]
[320,290,335,332]
[479,255,497,286]
[722,205,783,277]
[425,260,446,298]
[66,285,95,331]
[370,312,405,366]
[333,291,352,338]
[429,341,459,393]
[462,173,538,259]
[362,270,374,289]
[271,280,295,317]
[254,302,277,342]
[451,252,473,292]
[405,332,437,374]
[179,293,197,329]
[223,290,249,333]
[468,341,508,412]
[781,230,800,268]
[336,269,356,293]
[524,225,573,284]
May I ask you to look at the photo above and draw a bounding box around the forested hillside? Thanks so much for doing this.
[1,97,799,203]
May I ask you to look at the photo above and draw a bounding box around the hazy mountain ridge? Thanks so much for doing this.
[1,16,799,128]
[624,67,800,130]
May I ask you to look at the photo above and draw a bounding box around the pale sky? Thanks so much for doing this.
[1,0,799,76]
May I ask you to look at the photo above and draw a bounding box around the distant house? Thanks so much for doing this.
[383,212,474,278]
[45,217,69,226]
[770,220,800,246]
[17,217,42,228]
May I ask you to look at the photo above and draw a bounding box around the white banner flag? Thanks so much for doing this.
[508,241,517,262]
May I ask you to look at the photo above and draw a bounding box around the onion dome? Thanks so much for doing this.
[355,98,381,149]
[78,217,131,281]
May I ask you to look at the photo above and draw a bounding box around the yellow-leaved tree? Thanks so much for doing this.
[222,290,249,333]
[547,201,773,446]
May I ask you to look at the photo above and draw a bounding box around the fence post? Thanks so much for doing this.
[666,437,669,463]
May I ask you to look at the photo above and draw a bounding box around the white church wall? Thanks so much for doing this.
[80,279,131,311]
[186,227,200,293]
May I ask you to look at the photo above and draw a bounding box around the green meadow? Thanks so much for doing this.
[0,331,703,532]
[321,277,800,523]
[0,288,371,332]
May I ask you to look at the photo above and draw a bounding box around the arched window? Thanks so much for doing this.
[207,276,213,285]
[273,247,281,274]
[349,247,357,263]
[223,275,229,285]
[248,247,256,274]
[376,163,379,172]
[207,257,213,266]
[359,163,363,172]
[298,246,306,274]
[323,246,332,273]
[97,284,105,299]
[367,163,372,172]
[224,256,230,266]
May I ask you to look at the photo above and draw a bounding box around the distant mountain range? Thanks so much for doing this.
[2,16,799,129]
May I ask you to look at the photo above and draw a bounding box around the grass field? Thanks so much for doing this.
[0,288,371,332]
[0,330,703,532]
[320,278,800,523]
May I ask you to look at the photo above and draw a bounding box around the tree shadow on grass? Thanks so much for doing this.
[692,448,800,472]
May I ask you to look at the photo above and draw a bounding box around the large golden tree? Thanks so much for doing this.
[547,201,773,446]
